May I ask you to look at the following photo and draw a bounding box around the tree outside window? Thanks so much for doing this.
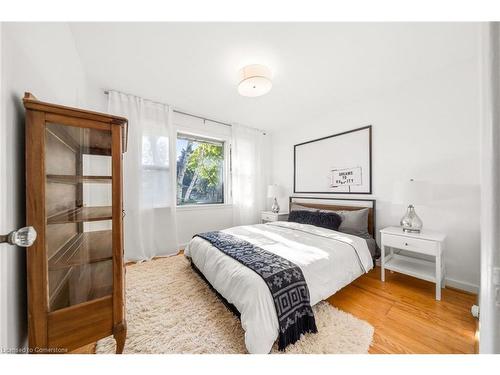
[176,134,224,205]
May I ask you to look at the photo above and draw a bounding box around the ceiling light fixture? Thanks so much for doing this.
[238,64,272,97]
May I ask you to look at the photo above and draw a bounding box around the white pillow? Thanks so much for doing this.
[290,203,319,212]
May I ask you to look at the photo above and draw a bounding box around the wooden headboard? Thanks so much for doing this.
[288,196,376,237]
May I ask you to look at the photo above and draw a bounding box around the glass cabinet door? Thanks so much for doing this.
[45,122,113,311]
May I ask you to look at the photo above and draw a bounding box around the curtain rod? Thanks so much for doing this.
[104,89,231,127]
[104,89,266,135]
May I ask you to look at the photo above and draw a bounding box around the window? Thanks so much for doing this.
[176,134,225,205]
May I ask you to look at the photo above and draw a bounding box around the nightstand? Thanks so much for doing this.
[261,211,289,223]
[380,226,446,300]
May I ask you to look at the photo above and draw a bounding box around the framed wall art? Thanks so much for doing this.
[293,125,372,194]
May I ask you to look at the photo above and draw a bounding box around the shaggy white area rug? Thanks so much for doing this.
[96,256,374,354]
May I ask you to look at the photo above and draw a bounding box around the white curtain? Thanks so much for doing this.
[108,91,178,261]
[231,123,270,225]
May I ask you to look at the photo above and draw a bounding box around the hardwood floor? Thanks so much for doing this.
[72,263,478,354]
[328,266,478,354]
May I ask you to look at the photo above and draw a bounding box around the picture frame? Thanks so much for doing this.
[293,125,372,194]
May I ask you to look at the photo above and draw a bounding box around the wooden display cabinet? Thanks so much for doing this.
[24,93,128,353]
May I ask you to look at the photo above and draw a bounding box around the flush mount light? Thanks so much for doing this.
[238,64,272,97]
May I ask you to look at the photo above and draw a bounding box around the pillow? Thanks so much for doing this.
[288,210,312,224]
[290,203,319,212]
[288,210,342,231]
[339,208,370,237]
[320,207,370,238]
[319,207,378,259]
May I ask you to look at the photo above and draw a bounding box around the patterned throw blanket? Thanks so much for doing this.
[194,231,317,351]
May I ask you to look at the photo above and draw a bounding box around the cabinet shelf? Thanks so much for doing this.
[47,175,112,184]
[46,125,112,156]
[47,206,112,224]
[48,260,113,312]
[49,230,112,270]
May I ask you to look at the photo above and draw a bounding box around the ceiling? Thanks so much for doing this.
[70,22,479,131]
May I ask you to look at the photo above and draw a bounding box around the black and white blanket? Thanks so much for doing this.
[194,231,317,350]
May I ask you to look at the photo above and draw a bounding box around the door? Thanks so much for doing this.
[480,22,500,354]
[0,23,30,352]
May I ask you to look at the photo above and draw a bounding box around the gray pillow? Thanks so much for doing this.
[290,203,319,212]
[338,208,370,237]
[319,207,370,237]
[319,207,377,258]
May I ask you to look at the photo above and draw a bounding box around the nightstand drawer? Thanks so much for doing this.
[382,233,438,256]
[261,212,277,222]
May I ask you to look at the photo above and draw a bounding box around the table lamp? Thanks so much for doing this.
[267,184,281,213]
[393,179,431,233]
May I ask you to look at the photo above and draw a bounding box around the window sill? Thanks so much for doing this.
[176,203,233,212]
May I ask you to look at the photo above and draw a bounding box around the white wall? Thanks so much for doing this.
[0,22,88,351]
[272,43,481,292]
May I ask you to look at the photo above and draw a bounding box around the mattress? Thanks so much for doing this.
[184,221,373,353]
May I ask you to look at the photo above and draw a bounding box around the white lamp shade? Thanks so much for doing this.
[267,184,280,198]
[393,180,431,205]
[238,64,272,97]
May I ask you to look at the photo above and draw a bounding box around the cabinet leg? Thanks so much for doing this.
[113,322,127,354]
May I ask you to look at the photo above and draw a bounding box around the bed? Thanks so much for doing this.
[184,197,377,354]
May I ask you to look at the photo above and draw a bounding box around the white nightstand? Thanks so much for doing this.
[380,226,446,300]
[261,211,289,223]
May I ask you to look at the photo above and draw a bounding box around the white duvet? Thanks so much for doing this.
[184,221,373,354]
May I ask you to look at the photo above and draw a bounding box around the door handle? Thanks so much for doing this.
[0,226,37,247]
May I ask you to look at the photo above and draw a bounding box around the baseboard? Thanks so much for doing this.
[445,278,479,294]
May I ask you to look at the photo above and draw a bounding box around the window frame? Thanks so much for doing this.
[175,131,231,207]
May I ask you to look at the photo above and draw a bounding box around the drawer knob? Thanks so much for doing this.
[404,242,408,246]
